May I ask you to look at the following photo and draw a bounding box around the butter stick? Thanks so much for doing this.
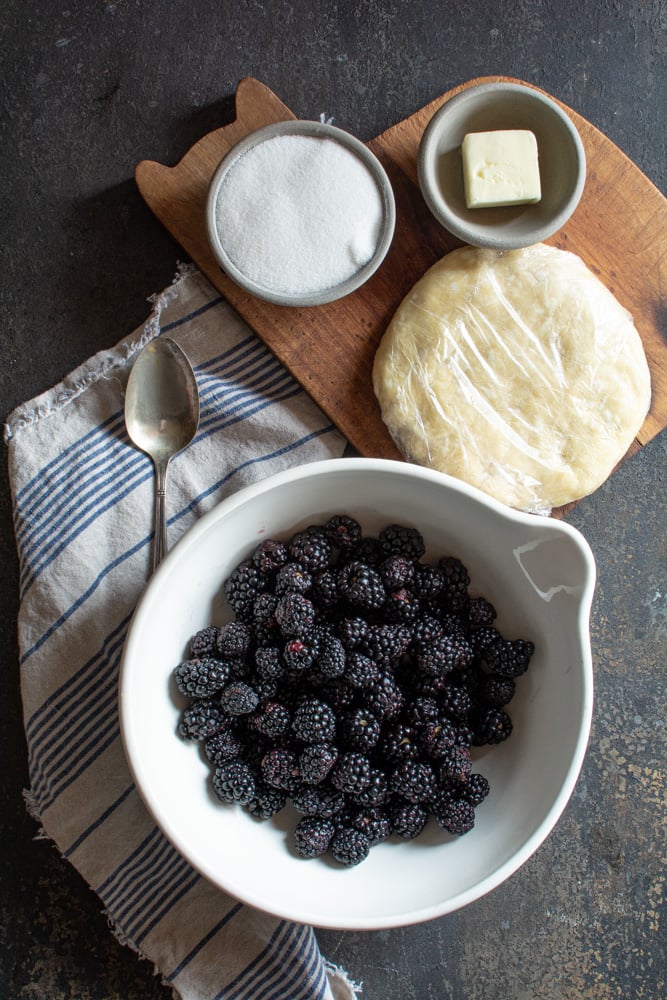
[462,130,541,209]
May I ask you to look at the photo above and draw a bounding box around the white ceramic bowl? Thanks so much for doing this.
[205,120,396,307]
[119,458,595,929]
[418,81,586,249]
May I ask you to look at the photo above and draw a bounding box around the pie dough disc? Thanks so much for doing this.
[372,244,651,513]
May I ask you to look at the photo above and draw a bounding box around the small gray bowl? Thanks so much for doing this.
[418,82,586,250]
[206,120,396,307]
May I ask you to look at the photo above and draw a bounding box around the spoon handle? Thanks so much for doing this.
[153,460,169,572]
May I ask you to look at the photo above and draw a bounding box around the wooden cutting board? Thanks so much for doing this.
[136,76,667,512]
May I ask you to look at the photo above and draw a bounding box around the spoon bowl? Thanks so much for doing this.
[125,337,199,571]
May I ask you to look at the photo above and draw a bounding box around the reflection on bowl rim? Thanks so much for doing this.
[205,119,397,307]
[418,81,586,249]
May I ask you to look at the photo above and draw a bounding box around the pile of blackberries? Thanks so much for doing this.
[174,516,534,866]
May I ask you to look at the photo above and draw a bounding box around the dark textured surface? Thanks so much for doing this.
[2,2,665,998]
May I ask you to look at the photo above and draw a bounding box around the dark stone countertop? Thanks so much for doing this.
[2,2,665,997]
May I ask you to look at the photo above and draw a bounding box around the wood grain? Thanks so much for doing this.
[135,75,667,508]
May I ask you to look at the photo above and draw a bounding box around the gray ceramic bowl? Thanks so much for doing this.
[206,120,396,307]
[418,82,586,249]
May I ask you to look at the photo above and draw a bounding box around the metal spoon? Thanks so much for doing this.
[124,337,200,572]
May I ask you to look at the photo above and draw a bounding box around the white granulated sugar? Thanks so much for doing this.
[215,134,384,296]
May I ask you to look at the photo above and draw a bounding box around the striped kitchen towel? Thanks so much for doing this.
[4,266,360,1000]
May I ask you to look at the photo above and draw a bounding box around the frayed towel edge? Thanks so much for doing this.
[3,262,197,444]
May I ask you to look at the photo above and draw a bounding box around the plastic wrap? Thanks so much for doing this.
[373,243,651,515]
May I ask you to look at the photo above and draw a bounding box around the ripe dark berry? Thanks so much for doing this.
[310,570,339,610]
[379,523,425,560]
[174,657,231,699]
[204,727,244,765]
[260,747,301,792]
[330,827,371,866]
[331,752,372,794]
[316,633,346,678]
[344,651,380,689]
[324,514,362,551]
[462,772,490,806]
[390,800,429,839]
[419,718,458,759]
[390,760,437,803]
[482,638,535,678]
[439,744,473,785]
[480,674,516,707]
[274,561,312,595]
[348,806,391,845]
[336,616,370,650]
[337,560,386,611]
[351,767,389,807]
[291,697,337,743]
[383,588,420,623]
[340,707,381,751]
[380,722,420,764]
[246,782,286,819]
[292,783,345,818]
[415,633,472,676]
[412,563,445,599]
[216,621,252,660]
[220,681,259,716]
[189,626,221,659]
[362,623,411,665]
[283,636,319,671]
[299,743,338,784]
[275,592,315,636]
[466,596,497,629]
[254,646,284,680]
[224,560,266,617]
[212,760,256,804]
[472,708,514,745]
[294,816,335,858]
[379,553,415,589]
[250,701,291,739]
[288,527,331,573]
[438,555,470,607]
[178,699,227,740]
[252,538,289,574]
[434,796,475,836]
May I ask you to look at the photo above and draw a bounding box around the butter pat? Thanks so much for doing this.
[462,130,541,209]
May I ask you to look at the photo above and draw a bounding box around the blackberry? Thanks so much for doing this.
[480,674,516,707]
[482,638,534,678]
[344,651,380,689]
[204,727,244,765]
[461,772,490,806]
[438,556,470,607]
[324,514,362,552]
[292,783,346,818]
[212,760,256,804]
[380,722,420,764]
[253,592,279,627]
[254,646,284,680]
[419,718,458,759]
[337,560,386,611]
[174,657,231,699]
[336,616,370,650]
[383,588,420,623]
[216,621,252,660]
[348,806,391,845]
[365,670,405,719]
[178,698,227,740]
[331,752,372,794]
[390,800,429,839]
[439,745,472,785]
[340,707,381,751]
[250,701,291,739]
[330,827,371,866]
[434,796,475,836]
[379,523,425,560]
[466,596,497,630]
[362,623,412,664]
[469,626,503,658]
[316,632,346,678]
[415,632,472,676]
[412,563,445,599]
[378,552,415,590]
[390,760,437,803]
[294,816,335,858]
[351,767,389,807]
[472,708,513,745]
[283,636,319,672]
[274,562,312,596]
[224,560,266,617]
[402,696,440,728]
[275,592,316,636]
[410,613,444,645]
[260,747,301,792]
[189,626,221,659]
[252,538,289,574]
[288,527,331,573]
[291,697,337,743]
[439,683,474,721]
[246,782,287,820]
[379,554,415,590]
[317,679,356,712]
[299,743,338,784]
[220,681,259,717]
[310,570,339,610]
[347,535,381,566]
